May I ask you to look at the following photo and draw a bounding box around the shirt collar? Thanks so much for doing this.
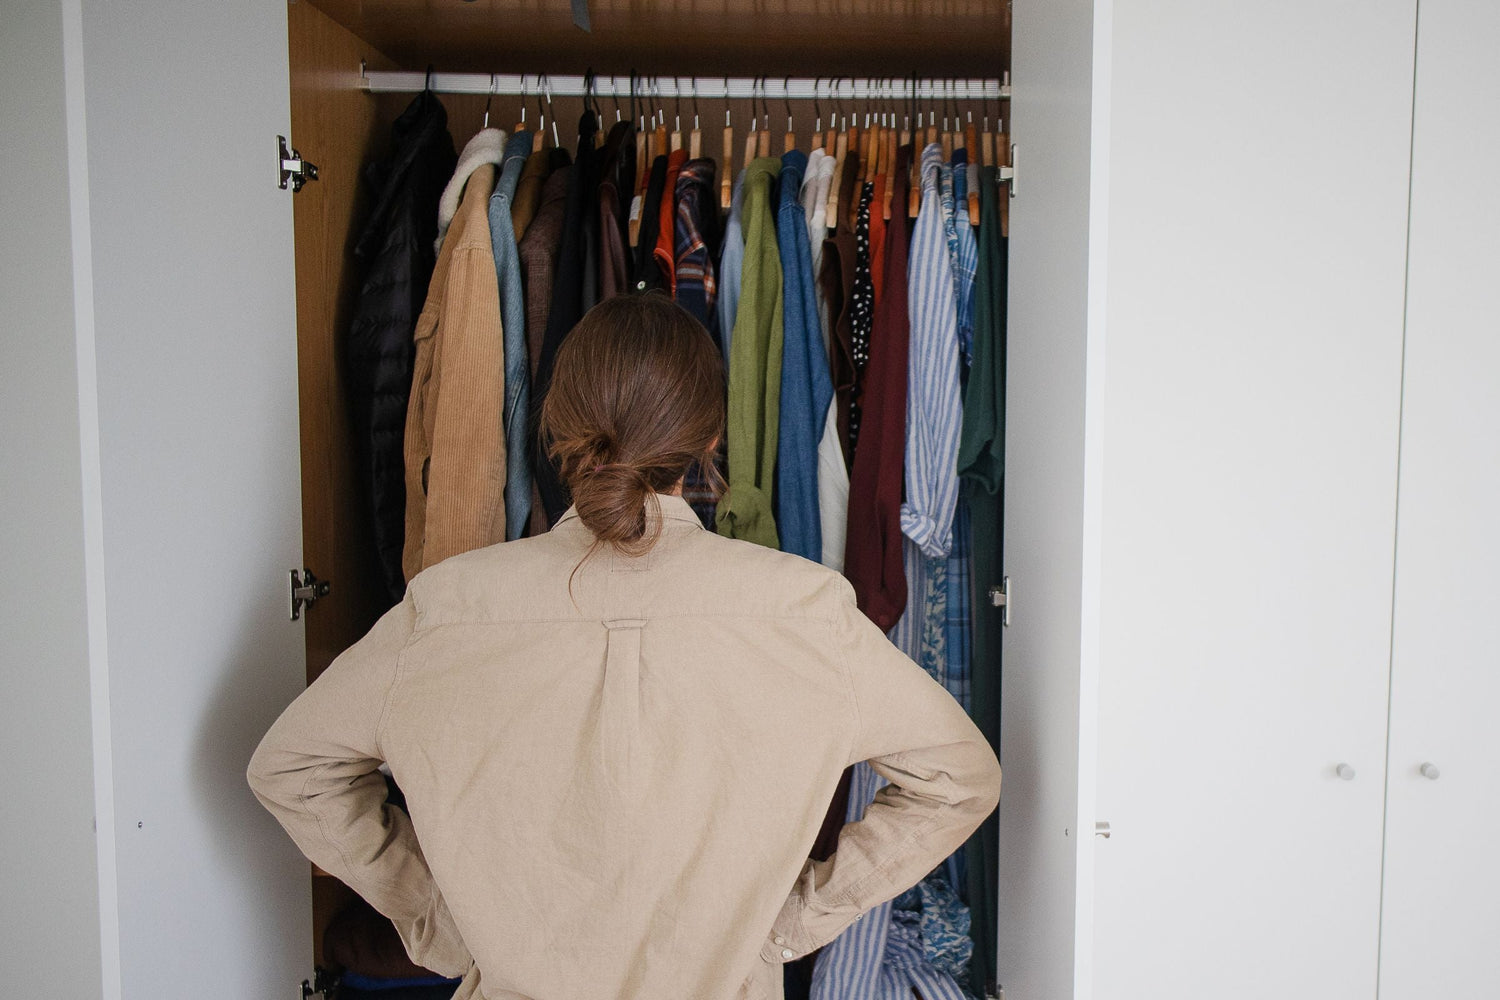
[554,492,705,533]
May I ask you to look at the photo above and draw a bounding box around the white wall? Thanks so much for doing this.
[0,1,104,996]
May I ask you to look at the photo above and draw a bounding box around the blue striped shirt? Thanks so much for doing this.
[900,144,963,559]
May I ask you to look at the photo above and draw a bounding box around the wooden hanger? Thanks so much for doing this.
[688,78,703,159]
[721,106,734,210]
[823,79,838,155]
[780,78,796,154]
[757,79,771,158]
[908,112,922,219]
[667,77,683,152]
[532,76,547,152]
[826,114,848,230]
[876,114,888,221]
[942,82,954,160]
[513,74,528,133]
[965,111,981,226]
[811,79,824,152]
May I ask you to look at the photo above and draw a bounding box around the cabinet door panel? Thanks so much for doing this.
[999,0,1107,995]
[1091,3,1416,998]
[77,0,311,993]
[1379,1,1500,994]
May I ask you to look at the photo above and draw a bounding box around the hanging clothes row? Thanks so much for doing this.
[343,78,1009,1000]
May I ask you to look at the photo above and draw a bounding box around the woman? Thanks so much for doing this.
[247,294,1000,1000]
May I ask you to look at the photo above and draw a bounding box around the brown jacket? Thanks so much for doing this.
[248,494,1000,1000]
[402,161,506,581]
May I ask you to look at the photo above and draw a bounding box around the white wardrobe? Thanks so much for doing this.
[1002,1,1499,998]
[8,0,1495,998]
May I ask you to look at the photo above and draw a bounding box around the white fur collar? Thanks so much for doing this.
[435,128,507,251]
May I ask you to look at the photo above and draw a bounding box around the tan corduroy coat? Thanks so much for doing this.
[249,494,1000,1000]
[402,160,506,581]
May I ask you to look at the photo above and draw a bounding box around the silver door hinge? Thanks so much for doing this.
[278,135,319,192]
[301,967,337,999]
[988,576,1011,626]
[289,568,331,620]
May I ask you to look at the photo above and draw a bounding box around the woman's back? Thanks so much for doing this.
[247,296,999,1000]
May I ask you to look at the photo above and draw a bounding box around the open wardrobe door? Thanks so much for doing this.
[73,0,311,992]
[996,0,1107,995]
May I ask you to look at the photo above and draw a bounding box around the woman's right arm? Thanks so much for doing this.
[761,585,1002,963]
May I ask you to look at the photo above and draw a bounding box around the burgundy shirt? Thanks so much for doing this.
[842,145,913,631]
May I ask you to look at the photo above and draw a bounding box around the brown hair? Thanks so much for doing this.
[539,293,726,556]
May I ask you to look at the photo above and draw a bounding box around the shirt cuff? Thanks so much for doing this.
[899,504,951,559]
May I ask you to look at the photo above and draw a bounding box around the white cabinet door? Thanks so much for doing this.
[1379,2,1500,994]
[75,0,311,994]
[999,0,1111,997]
[1090,3,1416,998]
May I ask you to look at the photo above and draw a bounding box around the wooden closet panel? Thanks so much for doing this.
[289,0,396,687]
[307,0,1010,77]
[288,1,399,970]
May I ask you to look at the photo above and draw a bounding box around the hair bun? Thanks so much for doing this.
[571,461,659,551]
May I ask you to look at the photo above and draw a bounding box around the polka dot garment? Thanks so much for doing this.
[847,180,876,452]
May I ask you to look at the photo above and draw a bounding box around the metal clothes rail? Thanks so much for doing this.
[360,70,1011,102]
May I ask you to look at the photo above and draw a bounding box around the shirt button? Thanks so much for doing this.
[773,936,785,946]
[781,948,794,960]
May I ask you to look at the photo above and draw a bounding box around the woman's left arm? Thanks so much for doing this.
[246,592,472,977]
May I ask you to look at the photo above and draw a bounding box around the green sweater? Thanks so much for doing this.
[716,157,784,549]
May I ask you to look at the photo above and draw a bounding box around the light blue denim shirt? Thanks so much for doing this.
[774,150,834,563]
[490,130,534,539]
[716,169,748,359]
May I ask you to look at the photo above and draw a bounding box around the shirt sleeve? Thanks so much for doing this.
[762,581,1002,962]
[245,594,473,977]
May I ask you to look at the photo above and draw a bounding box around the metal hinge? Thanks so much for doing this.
[999,143,1016,198]
[300,966,337,999]
[988,575,1011,626]
[289,568,331,620]
[278,135,319,192]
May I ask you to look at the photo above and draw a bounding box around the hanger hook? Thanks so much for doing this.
[424,64,435,93]
[483,72,496,129]
[691,76,701,125]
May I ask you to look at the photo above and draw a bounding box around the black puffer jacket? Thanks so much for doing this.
[346,89,455,608]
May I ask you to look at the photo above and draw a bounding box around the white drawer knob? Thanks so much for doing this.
[1420,762,1440,780]
[1335,763,1356,781]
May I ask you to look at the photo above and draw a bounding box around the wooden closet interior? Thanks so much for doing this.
[285,0,1011,969]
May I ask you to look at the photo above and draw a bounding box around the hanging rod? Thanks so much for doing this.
[360,70,1011,101]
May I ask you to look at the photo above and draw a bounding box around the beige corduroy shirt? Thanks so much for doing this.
[403,152,507,582]
[248,494,1000,1000]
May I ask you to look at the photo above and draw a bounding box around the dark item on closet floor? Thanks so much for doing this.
[334,975,459,1000]
[346,87,456,609]
[323,896,437,982]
